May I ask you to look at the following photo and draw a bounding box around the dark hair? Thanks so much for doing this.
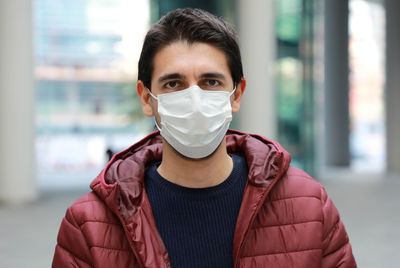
[138,8,243,89]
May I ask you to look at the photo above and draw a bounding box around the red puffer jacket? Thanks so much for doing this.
[53,130,356,267]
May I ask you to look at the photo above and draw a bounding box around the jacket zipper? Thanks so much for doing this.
[234,151,285,267]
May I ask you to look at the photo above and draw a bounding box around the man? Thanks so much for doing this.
[53,8,356,268]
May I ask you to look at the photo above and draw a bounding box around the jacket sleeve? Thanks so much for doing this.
[320,187,357,268]
[52,207,93,268]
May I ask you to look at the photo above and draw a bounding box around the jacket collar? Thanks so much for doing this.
[91,129,291,219]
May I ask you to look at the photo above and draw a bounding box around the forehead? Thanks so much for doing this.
[151,41,230,82]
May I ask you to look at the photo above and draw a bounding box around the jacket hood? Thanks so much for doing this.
[90,129,291,221]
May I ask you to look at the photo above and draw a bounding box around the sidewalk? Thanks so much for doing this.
[0,189,88,268]
[0,176,399,267]
[322,175,400,268]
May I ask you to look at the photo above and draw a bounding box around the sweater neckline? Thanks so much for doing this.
[145,154,247,199]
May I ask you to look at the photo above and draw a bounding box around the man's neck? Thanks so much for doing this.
[157,138,233,188]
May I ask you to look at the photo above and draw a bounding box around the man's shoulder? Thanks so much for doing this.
[66,191,119,227]
[252,166,327,238]
[268,166,324,202]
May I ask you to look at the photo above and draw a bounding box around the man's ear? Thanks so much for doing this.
[137,80,155,117]
[231,78,246,114]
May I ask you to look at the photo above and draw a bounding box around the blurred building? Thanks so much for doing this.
[0,0,399,203]
[32,0,152,190]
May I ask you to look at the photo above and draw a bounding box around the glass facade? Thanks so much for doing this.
[276,0,315,173]
[34,0,151,188]
[151,0,235,23]
[349,0,385,171]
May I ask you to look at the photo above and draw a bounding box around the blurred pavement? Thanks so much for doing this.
[321,174,400,268]
[0,175,399,267]
[0,188,88,268]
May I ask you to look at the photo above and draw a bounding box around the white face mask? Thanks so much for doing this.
[148,85,236,159]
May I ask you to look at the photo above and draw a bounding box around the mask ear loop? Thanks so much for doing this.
[229,85,237,96]
[147,88,158,100]
[154,120,162,131]
[147,88,162,131]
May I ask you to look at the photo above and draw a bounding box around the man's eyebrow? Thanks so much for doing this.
[200,73,226,80]
[158,73,185,83]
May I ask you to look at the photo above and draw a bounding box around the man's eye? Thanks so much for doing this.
[206,80,220,87]
[165,81,179,89]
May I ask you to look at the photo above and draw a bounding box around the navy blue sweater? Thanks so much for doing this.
[145,155,248,267]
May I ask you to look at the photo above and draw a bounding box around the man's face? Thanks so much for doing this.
[137,41,244,124]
